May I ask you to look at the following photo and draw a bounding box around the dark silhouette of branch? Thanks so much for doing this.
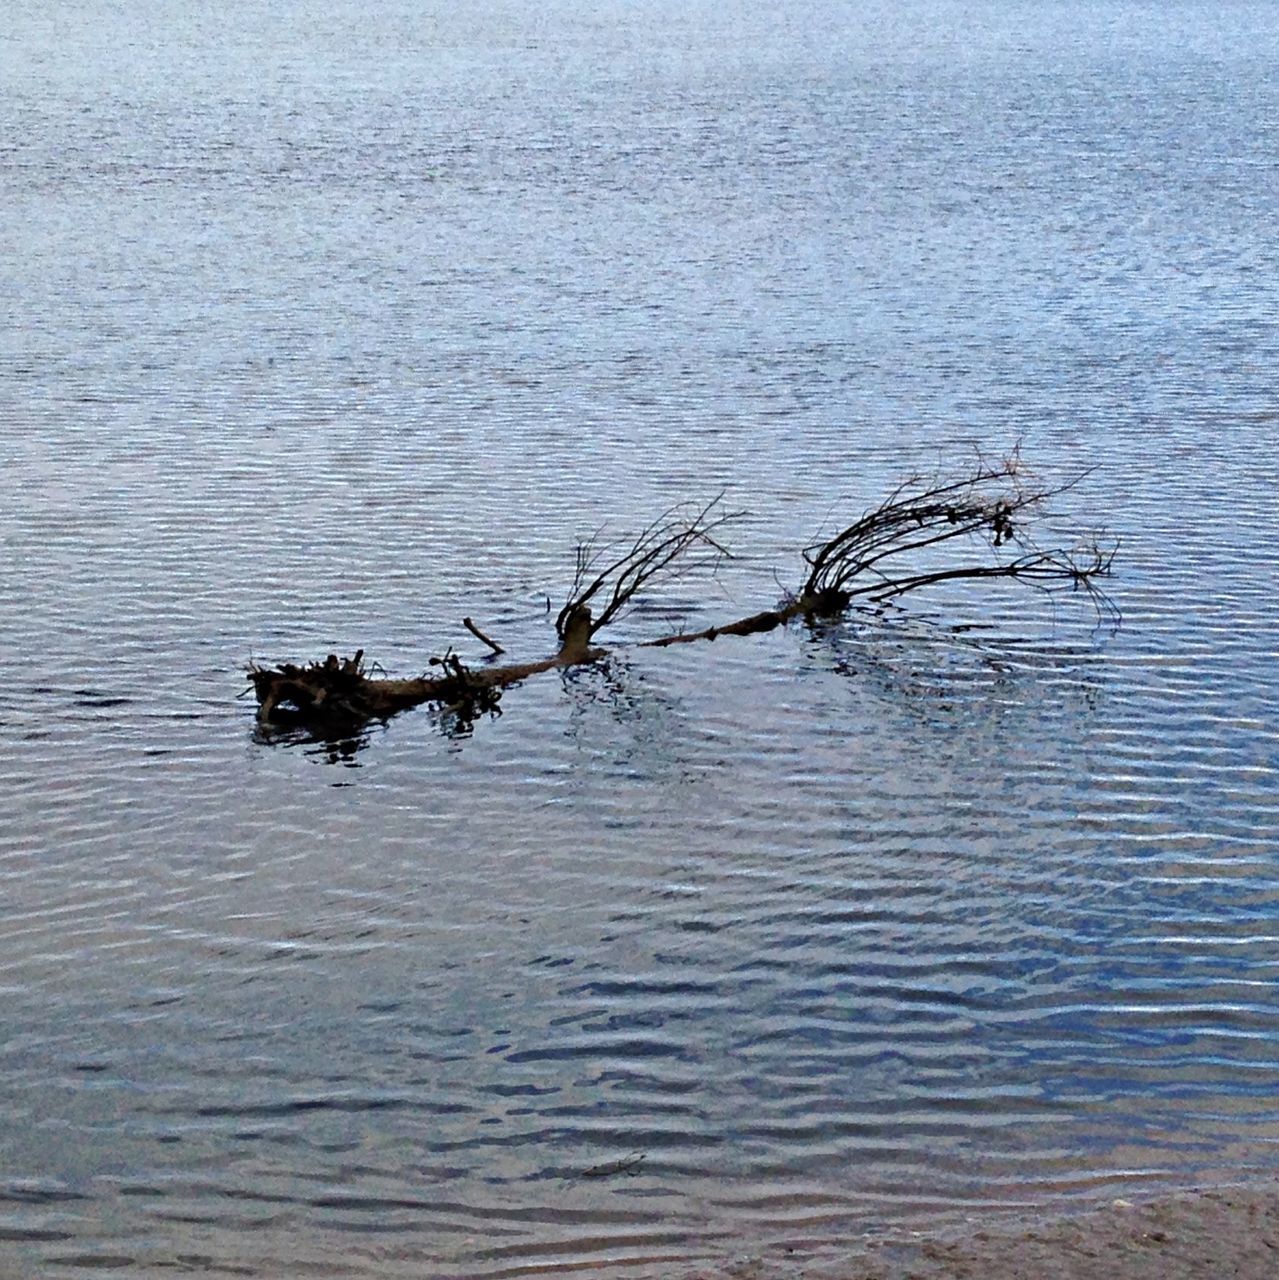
[555,494,744,645]
[796,449,1115,618]
[462,617,505,655]
[246,453,1116,739]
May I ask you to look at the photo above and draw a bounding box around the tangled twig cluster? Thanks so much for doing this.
[799,451,1115,618]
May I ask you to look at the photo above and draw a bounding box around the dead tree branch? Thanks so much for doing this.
[555,495,743,650]
[795,450,1115,619]
[462,617,505,655]
[246,454,1115,738]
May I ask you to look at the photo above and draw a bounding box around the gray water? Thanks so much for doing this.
[4,0,1279,1275]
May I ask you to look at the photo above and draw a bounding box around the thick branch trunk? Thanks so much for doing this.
[248,611,609,731]
[248,595,844,730]
[641,591,848,648]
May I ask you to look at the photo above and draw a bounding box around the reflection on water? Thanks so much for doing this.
[4,0,1279,1275]
[253,721,376,767]
[814,608,1109,723]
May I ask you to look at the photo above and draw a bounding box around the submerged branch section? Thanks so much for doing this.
[247,454,1115,737]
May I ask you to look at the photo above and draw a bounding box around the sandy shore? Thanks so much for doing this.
[685,1179,1279,1280]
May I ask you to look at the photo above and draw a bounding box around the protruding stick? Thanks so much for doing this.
[462,617,505,655]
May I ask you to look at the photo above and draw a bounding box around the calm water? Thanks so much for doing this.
[3,0,1279,1275]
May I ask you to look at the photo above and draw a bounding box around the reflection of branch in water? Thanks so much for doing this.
[426,686,503,741]
[560,657,698,781]
[560,654,648,720]
[808,605,1106,719]
[253,720,375,766]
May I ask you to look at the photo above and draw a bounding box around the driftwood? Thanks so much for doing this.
[247,452,1115,737]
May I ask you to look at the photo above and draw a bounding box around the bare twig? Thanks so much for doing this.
[580,1152,646,1179]
[462,616,505,655]
[556,494,745,643]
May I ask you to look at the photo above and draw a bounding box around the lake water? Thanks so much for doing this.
[3,0,1279,1275]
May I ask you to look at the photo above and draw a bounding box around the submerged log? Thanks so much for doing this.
[248,609,606,733]
[247,651,451,728]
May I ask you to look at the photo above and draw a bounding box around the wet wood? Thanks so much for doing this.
[246,456,1113,737]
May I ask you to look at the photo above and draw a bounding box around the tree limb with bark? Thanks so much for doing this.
[246,451,1115,738]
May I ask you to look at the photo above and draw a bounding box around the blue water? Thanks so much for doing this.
[3,1,1279,1275]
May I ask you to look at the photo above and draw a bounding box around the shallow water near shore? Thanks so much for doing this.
[4,0,1279,1275]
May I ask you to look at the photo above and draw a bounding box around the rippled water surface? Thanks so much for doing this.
[4,0,1279,1275]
